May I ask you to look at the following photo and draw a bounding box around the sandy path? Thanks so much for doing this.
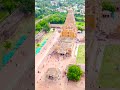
[35,34,85,90]
[36,54,85,90]
[35,31,60,71]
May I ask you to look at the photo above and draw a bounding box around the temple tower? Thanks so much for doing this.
[60,8,77,38]
[55,8,77,56]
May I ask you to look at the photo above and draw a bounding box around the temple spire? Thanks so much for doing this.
[61,8,77,38]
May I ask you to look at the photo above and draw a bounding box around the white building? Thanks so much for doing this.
[50,1,58,6]
[80,6,85,15]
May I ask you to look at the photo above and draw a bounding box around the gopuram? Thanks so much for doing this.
[54,8,77,56]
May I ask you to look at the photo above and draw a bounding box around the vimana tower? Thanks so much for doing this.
[55,8,77,56]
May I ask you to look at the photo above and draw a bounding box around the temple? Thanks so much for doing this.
[54,8,77,56]
[61,8,77,38]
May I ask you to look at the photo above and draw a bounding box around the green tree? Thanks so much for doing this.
[42,23,50,33]
[36,24,42,32]
[77,26,84,31]
[48,14,66,24]
[102,1,115,13]
[39,20,47,27]
[2,0,15,14]
[67,65,83,81]
[19,0,34,14]
[37,43,40,47]
[3,41,12,50]
[36,19,50,33]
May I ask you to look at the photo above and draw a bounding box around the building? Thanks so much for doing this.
[54,8,77,56]
[50,0,58,6]
[80,6,85,15]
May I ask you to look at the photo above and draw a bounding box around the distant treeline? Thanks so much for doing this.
[1,0,34,14]
[36,13,85,34]
[36,12,67,33]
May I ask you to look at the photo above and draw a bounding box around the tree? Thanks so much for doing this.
[36,19,50,33]
[48,14,66,24]
[77,26,84,31]
[67,65,83,81]
[2,0,15,14]
[36,24,42,32]
[3,41,12,50]
[19,0,34,14]
[37,43,40,47]
[35,10,41,18]
[42,23,50,33]
[102,1,115,13]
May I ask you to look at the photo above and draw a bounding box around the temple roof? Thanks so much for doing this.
[62,8,77,32]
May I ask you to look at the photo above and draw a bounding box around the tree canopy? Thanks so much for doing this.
[36,19,50,32]
[102,1,115,13]
[67,65,83,81]
[48,13,66,24]
[2,0,15,14]
[2,0,34,14]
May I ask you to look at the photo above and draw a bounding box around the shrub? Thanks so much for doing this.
[3,41,12,50]
[67,65,83,81]
[37,43,40,47]
[77,25,84,32]
[102,1,115,13]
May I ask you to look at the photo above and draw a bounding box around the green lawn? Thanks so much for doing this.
[76,22,85,26]
[97,45,120,88]
[76,22,85,30]
[76,45,85,64]
[0,11,9,23]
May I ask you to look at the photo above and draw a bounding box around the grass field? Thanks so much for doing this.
[76,21,85,30]
[76,45,85,64]
[76,22,85,27]
[97,45,120,88]
[0,11,9,23]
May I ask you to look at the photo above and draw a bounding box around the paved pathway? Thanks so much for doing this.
[35,54,85,90]
[35,30,60,72]
[35,31,85,90]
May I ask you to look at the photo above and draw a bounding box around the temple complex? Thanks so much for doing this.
[54,8,77,56]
